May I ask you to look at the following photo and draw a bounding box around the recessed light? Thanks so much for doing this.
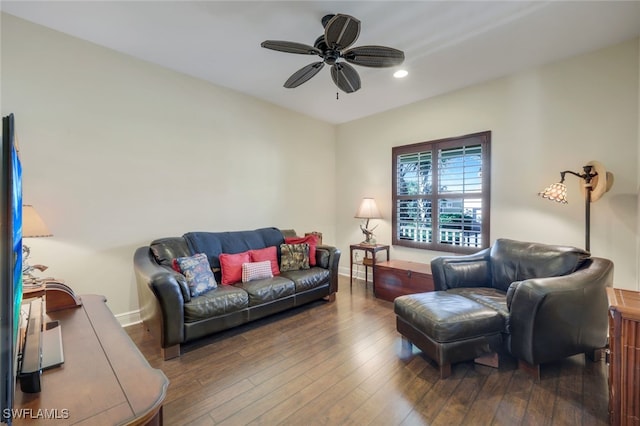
[393,69,408,79]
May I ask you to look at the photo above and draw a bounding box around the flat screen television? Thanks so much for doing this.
[1,113,22,426]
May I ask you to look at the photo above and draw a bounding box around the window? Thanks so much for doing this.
[392,131,491,253]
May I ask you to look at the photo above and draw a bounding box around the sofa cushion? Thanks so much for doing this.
[184,285,249,322]
[280,267,330,292]
[280,243,310,272]
[184,228,284,270]
[242,261,273,283]
[315,247,331,269]
[175,253,218,297]
[447,287,509,319]
[235,276,295,306]
[489,238,590,292]
[150,237,191,268]
[249,246,280,276]
[285,235,318,266]
[219,251,251,285]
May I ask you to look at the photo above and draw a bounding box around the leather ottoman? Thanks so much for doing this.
[394,291,504,378]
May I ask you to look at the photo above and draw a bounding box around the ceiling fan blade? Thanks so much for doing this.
[261,40,322,55]
[284,61,325,88]
[324,14,360,50]
[331,62,361,93]
[343,45,405,68]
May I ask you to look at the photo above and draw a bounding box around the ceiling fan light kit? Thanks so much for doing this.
[261,13,405,94]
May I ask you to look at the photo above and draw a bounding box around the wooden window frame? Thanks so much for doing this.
[392,131,491,253]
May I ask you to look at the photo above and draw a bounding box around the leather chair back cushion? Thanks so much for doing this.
[490,238,590,292]
[443,261,490,288]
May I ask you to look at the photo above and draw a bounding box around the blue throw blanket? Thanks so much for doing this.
[184,227,284,269]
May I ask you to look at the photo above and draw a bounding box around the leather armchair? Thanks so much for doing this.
[431,238,614,377]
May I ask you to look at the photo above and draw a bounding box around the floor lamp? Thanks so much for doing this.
[538,161,613,252]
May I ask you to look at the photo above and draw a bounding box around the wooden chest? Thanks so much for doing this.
[374,260,434,302]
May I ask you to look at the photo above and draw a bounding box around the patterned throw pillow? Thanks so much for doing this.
[175,253,217,297]
[285,235,318,266]
[242,260,274,283]
[280,243,310,272]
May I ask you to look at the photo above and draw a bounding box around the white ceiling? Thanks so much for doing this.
[2,1,640,124]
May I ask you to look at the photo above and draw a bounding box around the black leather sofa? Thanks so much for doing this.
[394,238,613,379]
[134,227,340,359]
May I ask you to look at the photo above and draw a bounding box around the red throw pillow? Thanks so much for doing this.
[249,246,280,276]
[219,251,251,285]
[285,235,318,266]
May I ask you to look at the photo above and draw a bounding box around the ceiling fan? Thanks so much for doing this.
[261,13,405,94]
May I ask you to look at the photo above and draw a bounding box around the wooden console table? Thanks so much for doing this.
[374,260,434,302]
[14,294,168,425]
[607,287,640,426]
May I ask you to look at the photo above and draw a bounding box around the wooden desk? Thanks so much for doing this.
[607,288,640,426]
[14,295,168,425]
[350,243,390,292]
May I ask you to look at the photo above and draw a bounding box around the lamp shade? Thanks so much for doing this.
[354,197,382,219]
[538,183,567,204]
[22,205,52,238]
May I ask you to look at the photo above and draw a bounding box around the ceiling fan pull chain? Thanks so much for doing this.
[336,92,339,100]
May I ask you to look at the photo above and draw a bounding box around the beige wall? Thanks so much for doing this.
[337,38,640,291]
[3,13,639,323]
[1,14,337,322]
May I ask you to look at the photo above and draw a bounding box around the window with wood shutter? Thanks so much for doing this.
[392,131,491,253]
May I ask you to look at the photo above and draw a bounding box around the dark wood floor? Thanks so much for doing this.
[125,276,610,425]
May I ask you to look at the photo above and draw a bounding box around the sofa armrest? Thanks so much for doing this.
[508,257,613,365]
[431,248,491,290]
[316,245,341,294]
[134,246,186,349]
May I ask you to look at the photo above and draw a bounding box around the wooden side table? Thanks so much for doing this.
[350,243,390,292]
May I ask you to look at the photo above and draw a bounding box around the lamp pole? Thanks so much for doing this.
[584,178,591,252]
[560,165,597,252]
[582,165,594,252]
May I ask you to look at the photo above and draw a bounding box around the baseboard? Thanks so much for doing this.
[115,309,141,327]
[338,267,370,282]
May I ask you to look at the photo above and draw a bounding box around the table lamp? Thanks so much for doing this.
[22,204,52,283]
[354,197,382,245]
